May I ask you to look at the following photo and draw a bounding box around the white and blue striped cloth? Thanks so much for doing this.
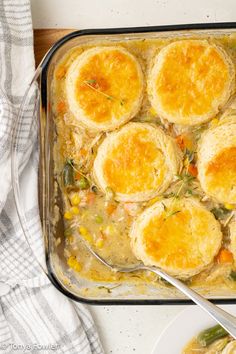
[0,1,104,353]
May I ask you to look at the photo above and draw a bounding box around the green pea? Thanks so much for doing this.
[95,215,103,224]
[77,177,90,190]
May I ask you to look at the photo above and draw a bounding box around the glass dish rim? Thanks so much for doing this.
[40,22,236,305]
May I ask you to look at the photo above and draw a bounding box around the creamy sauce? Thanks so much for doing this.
[52,34,236,289]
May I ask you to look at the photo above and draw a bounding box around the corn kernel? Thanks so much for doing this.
[96,239,104,249]
[70,206,80,215]
[211,118,219,127]
[84,233,93,243]
[79,226,88,236]
[224,203,235,210]
[64,211,73,220]
[79,226,93,243]
[74,263,82,272]
[67,255,75,267]
[149,107,157,116]
[70,194,81,206]
[67,256,82,272]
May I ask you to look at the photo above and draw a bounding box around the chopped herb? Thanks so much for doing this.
[162,202,167,211]
[98,286,112,293]
[211,207,231,220]
[176,173,195,183]
[184,148,195,163]
[186,189,193,195]
[165,210,181,219]
[84,79,97,84]
[168,210,181,217]
[84,80,115,100]
[98,285,120,293]
[163,192,175,198]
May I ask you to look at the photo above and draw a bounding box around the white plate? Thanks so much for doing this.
[152,305,236,354]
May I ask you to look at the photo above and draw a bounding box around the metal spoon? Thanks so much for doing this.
[81,237,236,339]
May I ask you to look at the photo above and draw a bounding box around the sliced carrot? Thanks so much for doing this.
[57,101,66,114]
[187,164,198,177]
[217,248,234,264]
[106,203,117,215]
[75,172,82,180]
[176,134,193,151]
[176,135,185,150]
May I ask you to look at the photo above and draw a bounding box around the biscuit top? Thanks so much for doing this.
[93,122,181,202]
[131,198,222,277]
[143,205,216,270]
[198,118,236,204]
[102,127,166,195]
[66,47,143,130]
[205,146,236,202]
[150,40,234,125]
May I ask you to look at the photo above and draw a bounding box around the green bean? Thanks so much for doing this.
[63,162,74,187]
[197,324,228,347]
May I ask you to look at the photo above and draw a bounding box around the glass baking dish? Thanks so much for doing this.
[11,23,236,304]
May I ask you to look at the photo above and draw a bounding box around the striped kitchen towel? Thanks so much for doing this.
[0,0,104,353]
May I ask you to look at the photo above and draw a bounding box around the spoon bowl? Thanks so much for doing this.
[81,235,236,339]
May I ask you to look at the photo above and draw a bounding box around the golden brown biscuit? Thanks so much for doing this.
[130,198,222,278]
[148,40,234,126]
[198,116,236,204]
[93,122,182,202]
[66,47,144,131]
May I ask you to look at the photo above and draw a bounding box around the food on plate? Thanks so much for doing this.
[198,117,236,204]
[66,46,144,131]
[130,197,222,278]
[183,324,234,353]
[93,122,182,202]
[148,40,234,126]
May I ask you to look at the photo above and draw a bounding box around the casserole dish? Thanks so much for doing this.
[11,23,236,304]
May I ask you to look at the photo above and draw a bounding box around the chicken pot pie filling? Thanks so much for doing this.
[52,35,236,293]
[183,324,236,353]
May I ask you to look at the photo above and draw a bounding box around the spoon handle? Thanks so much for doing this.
[146,266,236,339]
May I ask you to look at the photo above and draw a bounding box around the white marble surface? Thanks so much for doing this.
[31,0,236,29]
[88,305,183,354]
[29,1,236,353]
